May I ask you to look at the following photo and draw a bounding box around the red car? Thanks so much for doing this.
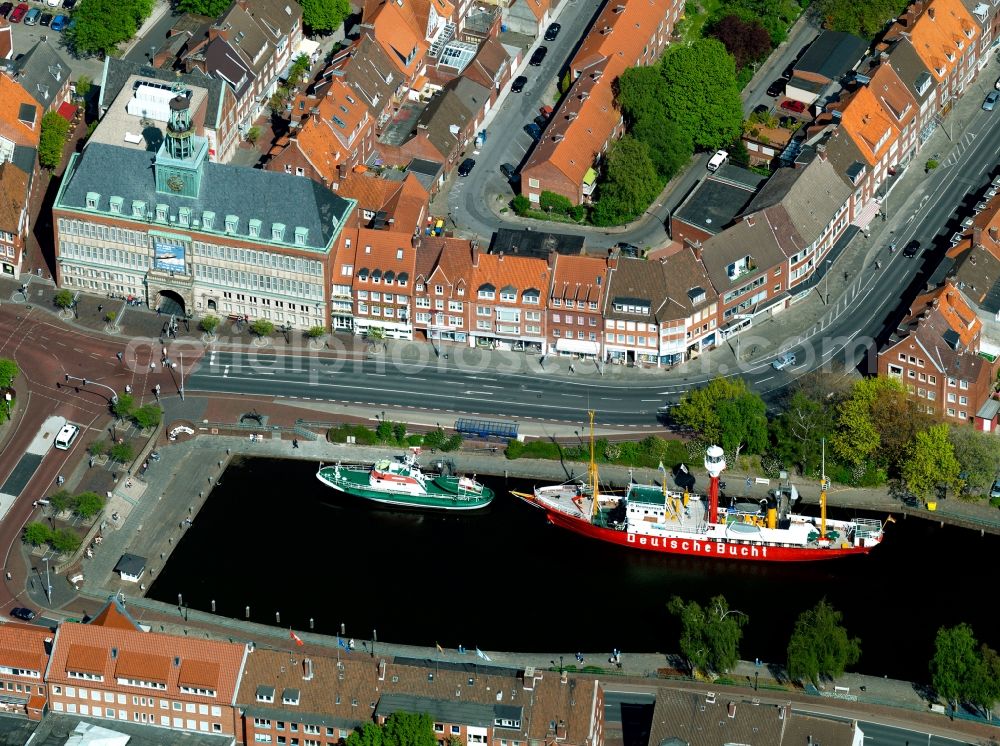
[9,2,28,20]
[780,99,806,113]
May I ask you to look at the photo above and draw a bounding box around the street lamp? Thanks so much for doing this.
[179,352,185,401]
[824,259,832,305]
[372,629,377,658]
[43,557,51,603]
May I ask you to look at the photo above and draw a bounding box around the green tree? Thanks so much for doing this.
[200,315,220,335]
[88,440,109,457]
[289,54,311,82]
[23,522,52,546]
[112,393,135,420]
[70,0,153,56]
[39,112,70,170]
[301,0,351,33]
[632,117,692,182]
[74,75,92,100]
[392,421,407,444]
[673,376,750,444]
[831,377,904,466]
[376,419,394,442]
[948,426,1000,498]
[346,722,385,746]
[54,289,75,309]
[616,65,668,125]
[110,442,134,463]
[246,126,261,145]
[539,191,574,215]
[48,488,74,514]
[902,424,961,500]
[251,319,275,337]
[176,0,231,16]
[668,595,746,675]
[813,0,905,38]
[512,194,530,215]
[716,391,768,456]
[786,598,861,685]
[931,623,981,710]
[132,404,163,429]
[771,390,835,475]
[51,528,82,554]
[382,712,436,746]
[74,491,105,520]
[660,39,743,152]
[305,325,326,339]
[709,15,771,70]
[591,136,660,226]
[0,358,19,388]
[968,644,1000,718]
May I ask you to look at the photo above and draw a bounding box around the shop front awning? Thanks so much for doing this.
[556,338,599,354]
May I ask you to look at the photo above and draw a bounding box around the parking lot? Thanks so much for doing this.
[3,0,109,84]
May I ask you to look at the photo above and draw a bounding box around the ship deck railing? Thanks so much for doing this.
[853,517,884,538]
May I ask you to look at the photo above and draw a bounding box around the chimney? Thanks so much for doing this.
[928,6,935,19]
[472,242,480,266]
[816,143,827,161]
[989,226,998,242]
[303,658,314,681]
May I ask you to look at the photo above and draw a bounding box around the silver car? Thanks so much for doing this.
[771,352,796,370]
[984,91,999,111]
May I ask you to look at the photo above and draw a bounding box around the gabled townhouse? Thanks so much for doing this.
[413,235,475,343]
[878,38,939,141]
[45,622,249,737]
[348,228,418,339]
[699,147,851,327]
[266,77,376,188]
[469,247,551,351]
[176,0,303,138]
[0,39,73,114]
[947,191,1000,350]
[0,622,52,720]
[878,281,999,421]
[401,77,490,172]
[504,0,552,36]
[157,13,217,69]
[96,58,240,163]
[0,73,40,277]
[363,0,434,96]
[460,37,520,110]
[654,249,720,365]
[882,0,980,117]
[335,30,405,134]
[547,253,608,359]
[519,0,680,205]
[337,171,429,236]
[959,0,997,65]
[238,651,603,746]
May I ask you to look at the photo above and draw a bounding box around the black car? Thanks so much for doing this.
[40,11,52,25]
[781,63,794,79]
[615,242,640,257]
[529,46,548,66]
[62,0,76,8]
[544,22,561,41]
[10,607,35,621]
[511,75,527,93]
[500,163,518,181]
[766,79,785,97]
[752,103,769,117]
[524,122,542,140]
[778,115,798,128]
[533,114,548,130]
[0,2,13,18]
[457,158,476,177]
[903,240,920,257]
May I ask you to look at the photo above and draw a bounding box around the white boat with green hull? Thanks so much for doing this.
[315,454,494,510]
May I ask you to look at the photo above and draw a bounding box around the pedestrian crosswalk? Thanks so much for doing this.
[942,131,977,168]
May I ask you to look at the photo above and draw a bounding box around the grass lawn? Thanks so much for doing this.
[675,0,723,44]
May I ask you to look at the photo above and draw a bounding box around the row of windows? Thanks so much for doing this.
[60,241,149,270]
[553,330,598,341]
[1,667,40,679]
[723,275,766,305]
[196,242,322,276]
[254,719,331,735]
[552,315,597,326]
[415,283,465,296]
[51,700,222,732]
[604,319,658,332]
[414,298,464,311]
[550,298,599,310]
[52,686,222,714]
[414,313,464,327]
[58,218,148,247]
[356,291,408,304]
[3,680,44,693]
[477,290,539,303]
[194,265,322,300]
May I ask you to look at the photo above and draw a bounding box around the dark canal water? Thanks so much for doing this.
[148,457,1000,683]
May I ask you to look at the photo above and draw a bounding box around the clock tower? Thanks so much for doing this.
[153,93,208,199]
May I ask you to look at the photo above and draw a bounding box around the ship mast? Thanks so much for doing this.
[589,410,600,521]
[820,437,827,538]
[703,445,726,524]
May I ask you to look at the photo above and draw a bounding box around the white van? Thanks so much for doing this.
[707,150,728,172]
[54,424,80,450]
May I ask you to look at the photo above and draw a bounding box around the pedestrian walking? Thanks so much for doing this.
[125,384,131,394]
[150,362,156,371]
[292,439,299,449]
[116,351,123,362]
[97,304,103,313]
[5,572,10,581]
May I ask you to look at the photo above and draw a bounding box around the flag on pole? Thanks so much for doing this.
[290,630,304,647]
[436,642,445,654]
[475,647,491,662]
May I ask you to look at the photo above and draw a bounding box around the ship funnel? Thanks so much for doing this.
[704,445,726,477]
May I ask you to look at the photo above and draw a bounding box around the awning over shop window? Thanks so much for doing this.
[556,338,599,354]
[57,102,79,123]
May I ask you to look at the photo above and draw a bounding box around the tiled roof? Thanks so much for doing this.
[880,38,935,103]
[602,255,713,323]
[416,236,475,290]
[657,249,717,322]
[951,199,1000,314]
[87,596,146,631]
[353,227,419,284]
[0,39,72,111]
[890,0,978,82]
[868,62,917,126]
[793,30,868,82]
[370,0,427,78]
[473,251,551,297]
[461,38,513,92]
[550,254,608,304]
[0,22,11,64]
[49,623,248,703]
[0,72,41,148]
[904,282,981,348]
[337,172,427,234]
[0,621,53,674]
[839,85,899,165]
[0,160,29,234]
[340,31,399,118]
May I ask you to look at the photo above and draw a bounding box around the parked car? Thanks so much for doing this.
[46,0,59,6]
[544,22,561,40]
[752,103,769,116]
[9,2,26,21]
[23,6,40,23]
[10,607,36,621]
[991,478,1000,499]
[511,75,527,93]
[61,0,76,8]
[771,352,796,370]
[51,12,67,30]
[615,242,640,257]
[40,11,53,25]
[533,114,548,130]
[983,91,999,111]
[780,99,805,113]
[0,2,13,18]
[457,158,476,177]
[766,79,785,97]
[500,163,518,181]
[903,240,920,257]
[524,122,542,140]
[781,63,794,79]
[529,46,548,66]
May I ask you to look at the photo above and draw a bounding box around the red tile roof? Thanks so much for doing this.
[550,254,608,304]
[0,74,41,148]
[115,650,171,683]
[88,597,143,631]
[887,0,978,82]
[0,622,52,674]
[472,251,551,297]
[369,0,428,79]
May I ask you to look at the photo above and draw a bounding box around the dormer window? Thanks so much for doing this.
[249,219,262,238]
[272,223,285,242]
[500,286,517,302]
[294,227,308,246]
[225,215,238,233]
[132,200,145,218]
[155,204,168,222]
[726,255,754,281]
[522,290,539,304]
[178,207,191,226]
[256,686,275,703]
[109,196,123,214]
[202,211,215,230]
[85,192,100,209]
[282,689,300,706]
[478,284,496,300]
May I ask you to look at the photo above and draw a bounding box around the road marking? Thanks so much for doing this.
[368,373,386,377]
[600,397,621,401]
[640,399,661,402]
[561,394,583,398]
[408,377,427,381]
[482,385,503,389]
[758,376,774,383]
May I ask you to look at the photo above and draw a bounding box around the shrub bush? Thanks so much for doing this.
[327,424,379,445]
